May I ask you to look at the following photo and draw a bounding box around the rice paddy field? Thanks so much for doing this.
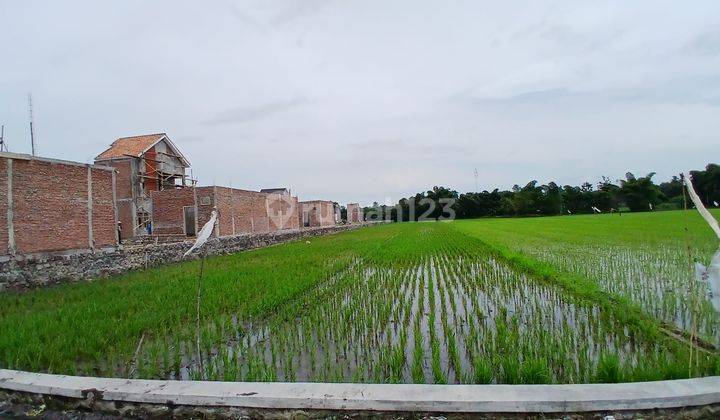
[1,210,719,384]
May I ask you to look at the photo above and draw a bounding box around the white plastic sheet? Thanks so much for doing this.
[685,173,720,312]
[183,210,218,257]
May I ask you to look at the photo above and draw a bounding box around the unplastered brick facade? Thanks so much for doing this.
[95,133,190,239]
[300,200,338,227]
[267,192,300,231]
[347,203,363,223]
[0,152,117,258]
[149,187,195,235]
[151,186,300,237]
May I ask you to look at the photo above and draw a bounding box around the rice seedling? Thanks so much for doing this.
[1,214,718,384]
[452,210,720,346]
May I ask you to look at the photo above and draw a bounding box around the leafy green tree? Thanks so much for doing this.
[690,164,720,206]
[596,176,620,211]
[387,162,717,221]
[618,172,662,212]
[659,176,683,201]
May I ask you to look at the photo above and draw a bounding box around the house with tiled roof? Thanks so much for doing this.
[95,133,191,239]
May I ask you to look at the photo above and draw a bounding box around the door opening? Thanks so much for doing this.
[184,206,196,236]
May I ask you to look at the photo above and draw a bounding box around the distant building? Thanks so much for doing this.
[300,200,338,227]
[264,188,300,231]
[0,152,117,258]
[95,133,190,239]
[260,188,290,195]
[151,186,299,237]
[347,203,363,223]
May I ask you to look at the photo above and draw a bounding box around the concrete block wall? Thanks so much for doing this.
[0,153,117,257]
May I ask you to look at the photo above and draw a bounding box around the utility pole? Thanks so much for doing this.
[28,94,36,156]
[0,125,6,152]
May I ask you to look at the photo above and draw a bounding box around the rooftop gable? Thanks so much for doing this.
[260,188,290,195]
[95,133,190,167]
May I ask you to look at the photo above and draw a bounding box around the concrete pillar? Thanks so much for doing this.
[112,170,119,245]
[192,186,198,236]
[6,158,15,255]
[87,166,94,250]
[213,185,220,237]
[130,159,138,236]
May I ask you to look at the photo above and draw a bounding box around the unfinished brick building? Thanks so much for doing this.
[300,200,339,228]
[151,186,299,237]
[264,188,301,231]
[347,203,364,224]
[0,152,117,258]
[95,133,190,240]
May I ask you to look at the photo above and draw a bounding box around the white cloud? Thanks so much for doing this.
[1,0,719,205]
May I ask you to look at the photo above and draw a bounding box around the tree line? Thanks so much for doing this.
[364,163,720,221]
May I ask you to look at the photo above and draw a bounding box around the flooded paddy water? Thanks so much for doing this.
[6,220,717,385]
[520,244,720,345]
[131,252,702,384]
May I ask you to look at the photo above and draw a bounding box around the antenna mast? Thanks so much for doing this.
[28,94,36,156]
[473,168,479,192]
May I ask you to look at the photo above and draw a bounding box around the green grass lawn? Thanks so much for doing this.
[0,211,718,383]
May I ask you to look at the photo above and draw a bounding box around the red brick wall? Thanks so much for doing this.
[195,187,215,234]
[102,159,133,199]
[95,158,133,239]
[12,159,88,253]
[301,201,337,227]
[91,168,117,247]
[150,188,195,235]
[0,159,7,254]
[190,187,274,236]
[267,194,299,231]
[213,187,270,236]
[144,149,158,194]
[347,203,363,223]
[0,157,117,255]
[116,201,134,240]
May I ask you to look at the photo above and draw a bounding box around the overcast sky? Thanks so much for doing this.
[1,1,719,205]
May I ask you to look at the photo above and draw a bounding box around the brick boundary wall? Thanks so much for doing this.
[0,152,118,257]
[0,223,379,292]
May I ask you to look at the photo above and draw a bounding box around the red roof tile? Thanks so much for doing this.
[95,133,167,160]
